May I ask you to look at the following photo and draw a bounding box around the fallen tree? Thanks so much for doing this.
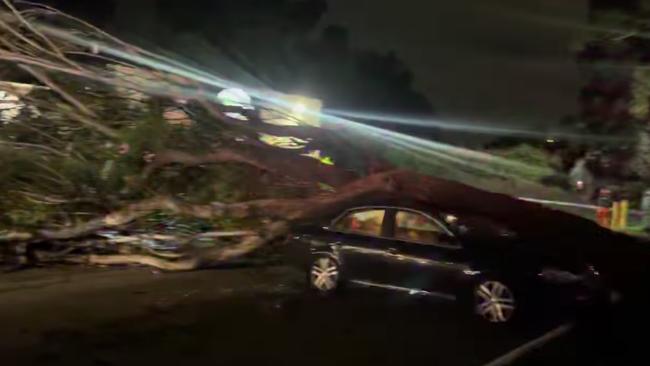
[0,2,385,270]
[0,2,617,272]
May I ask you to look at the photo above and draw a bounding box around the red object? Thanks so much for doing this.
[596,207,611,228]
[350,218,361,230]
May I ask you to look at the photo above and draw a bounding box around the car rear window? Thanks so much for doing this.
[334,209,385,236]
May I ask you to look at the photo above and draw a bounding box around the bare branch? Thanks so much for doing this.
[17,1,147,53]
[144,148,276,177]
[19,65,94,116]
[0,140,68,157]
[72,254,199,271]
[44,221,288,271]
[18,65,120,139]
[0,231,33,242]
[2,0,81,70]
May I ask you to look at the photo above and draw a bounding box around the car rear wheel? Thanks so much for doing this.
[474,280,517,323]
[309,256,340,294]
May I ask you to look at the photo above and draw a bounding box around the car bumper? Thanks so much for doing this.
[537,274,618,307]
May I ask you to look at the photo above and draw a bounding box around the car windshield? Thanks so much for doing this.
[395,210,443,243]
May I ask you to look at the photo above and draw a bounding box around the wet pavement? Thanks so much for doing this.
[0,265,575,365]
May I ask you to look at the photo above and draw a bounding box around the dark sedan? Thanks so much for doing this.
[287,204,611,323]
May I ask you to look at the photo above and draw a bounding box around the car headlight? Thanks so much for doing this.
[539,267,583,284]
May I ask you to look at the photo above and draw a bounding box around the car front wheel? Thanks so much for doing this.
[474,279,517,323]
[309,256,340,294]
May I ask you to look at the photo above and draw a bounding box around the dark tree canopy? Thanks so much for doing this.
[30,0,117,25]
[31,0,433,118]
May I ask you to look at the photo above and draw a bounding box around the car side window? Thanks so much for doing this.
[334,209,385,237]
[394,210,444,244]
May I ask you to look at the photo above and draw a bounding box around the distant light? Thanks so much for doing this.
[258,133,309,149]
[163,107,192,126]
[225,112,249,121]
[301,150,334,165]
[292,103,307,115]
[444,214,458,224]
[216,88,254,110]
[259,94,322,127]
[217,88,254,121]
[0,90,22,122]
[546,138,555,143]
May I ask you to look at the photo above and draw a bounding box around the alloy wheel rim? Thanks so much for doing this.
[311,257,339,291]
[475,281,516,323]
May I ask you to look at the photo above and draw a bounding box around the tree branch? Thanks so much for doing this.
[144,148,276,177]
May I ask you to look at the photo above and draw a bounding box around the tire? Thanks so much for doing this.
[473,278,518,323]
[308,256,340,295]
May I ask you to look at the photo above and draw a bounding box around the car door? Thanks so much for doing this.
[383,209,469,296]
[331,208,396,284]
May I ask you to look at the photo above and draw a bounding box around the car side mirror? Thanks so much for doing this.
[457,225,469,235]
[438,232,456,244]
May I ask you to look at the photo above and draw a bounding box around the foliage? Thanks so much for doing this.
[0,2,374,243]
[567,2,650,181]
[487,144,559,172]
[628,68,650,180]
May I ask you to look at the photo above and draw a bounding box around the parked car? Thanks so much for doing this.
[286,204,613,323]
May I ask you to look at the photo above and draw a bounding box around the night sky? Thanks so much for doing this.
[324,0,588,131]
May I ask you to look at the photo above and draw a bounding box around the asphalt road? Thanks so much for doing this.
[513,298,650,366]
[0,265,580,366]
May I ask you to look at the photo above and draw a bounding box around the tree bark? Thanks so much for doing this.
[54,221,289,271]
[145,145,358,188]
[143,148,276,177]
